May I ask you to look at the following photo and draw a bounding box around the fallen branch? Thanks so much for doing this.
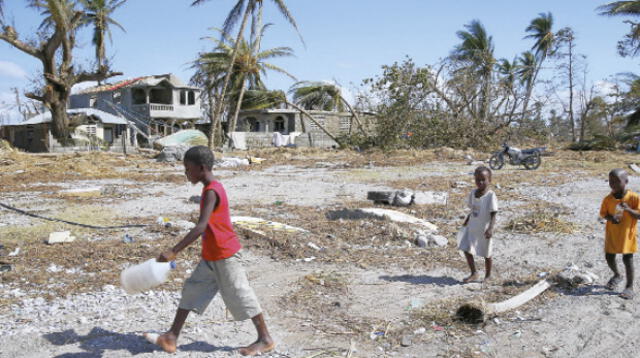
[456,279,552,323]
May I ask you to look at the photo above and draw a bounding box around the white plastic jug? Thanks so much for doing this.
[120,259,176,294]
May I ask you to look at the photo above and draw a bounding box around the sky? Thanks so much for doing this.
[1,0,639,122]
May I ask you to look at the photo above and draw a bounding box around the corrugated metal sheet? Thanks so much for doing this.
[9,108,128,126]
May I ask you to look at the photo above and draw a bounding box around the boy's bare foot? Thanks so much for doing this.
[238,338,275,356]
[482,275,492,284]
[144,332,177,353]
[606,275,622,290]
[620,287,635,300]
[462,273,479,283]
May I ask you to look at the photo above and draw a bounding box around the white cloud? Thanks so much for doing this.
[0,61,28,79]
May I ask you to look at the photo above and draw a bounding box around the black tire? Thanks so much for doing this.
[523,151,541,170]
[489,153,504,170]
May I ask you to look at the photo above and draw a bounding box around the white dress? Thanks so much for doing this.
[458,189,499,257]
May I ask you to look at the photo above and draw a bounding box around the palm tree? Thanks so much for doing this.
[289,81,367,135]
[191,0,302,148]
[598,1,640,56]
[79,0,127,82]
[198,26,296,133]
[522,12,555,120]
[451,20,495,120]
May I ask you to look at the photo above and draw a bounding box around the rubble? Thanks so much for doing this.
[156,144,190,162]
[47,231,76,244]
[555,264,599,287]
[327,208,438,232]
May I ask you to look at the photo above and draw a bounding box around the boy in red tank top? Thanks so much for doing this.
[144,146,274,356]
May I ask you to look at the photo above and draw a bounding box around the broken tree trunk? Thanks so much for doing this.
[456,279,552,323]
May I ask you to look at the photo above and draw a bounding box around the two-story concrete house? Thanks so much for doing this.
[70,74,202,137]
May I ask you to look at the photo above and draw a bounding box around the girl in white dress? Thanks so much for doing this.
[458,166,498,283]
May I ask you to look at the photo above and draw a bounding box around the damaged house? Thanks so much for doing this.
[70,74,202,140]
[0,108,134,153]
[227,108,370,149]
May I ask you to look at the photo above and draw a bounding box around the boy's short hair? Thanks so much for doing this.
[474,165,492,179]
[184,145,215,169]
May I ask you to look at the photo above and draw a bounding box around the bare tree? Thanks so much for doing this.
[0,0,122,141]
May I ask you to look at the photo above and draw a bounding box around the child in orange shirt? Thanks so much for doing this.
[600,168,640,299]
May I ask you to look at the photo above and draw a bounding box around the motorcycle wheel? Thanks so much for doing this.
[523,151,541,170]
[489,153,504,170]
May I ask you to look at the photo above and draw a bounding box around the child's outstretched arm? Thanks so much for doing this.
[157,190,218,262]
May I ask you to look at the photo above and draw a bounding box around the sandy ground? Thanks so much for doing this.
[1,150,639,358]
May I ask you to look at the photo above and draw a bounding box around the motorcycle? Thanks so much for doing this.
[488,143,544,170]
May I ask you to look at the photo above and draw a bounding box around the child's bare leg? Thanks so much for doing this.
[621,254,634,299]
[145,308,189,353]
[238,313,275,356]
[463,252,478,282]
[605,253,623,290]
[484,257,492,281]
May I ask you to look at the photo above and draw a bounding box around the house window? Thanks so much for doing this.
[340,116,351,131]
[86,126,97,137]
[113,91,122,104]
[188,91,195,105]
[246,117,259,132]
[132,88,146,104]
[274,116,285,133]
[180,90,186,105]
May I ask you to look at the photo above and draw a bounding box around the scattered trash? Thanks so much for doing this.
[47,264,63,273]
[47,231,76,244]
[493,318,501,325]
[8,247,20,256]
[415,231,448,248]
[215,157,250,168]
[231,216,308,235]
[413,191,448,205]
[432,325,445,331]
[59,187,102,198]
[248,156,266,164]
[367,190,414,206]
[512,330,522,338]
[156,217,171,228]
[413,327,426,335]
[302,257,316,262]
[630,163,640,174]
[555,264,598,287]
[370,331,385,340]
[273,200,284,206]
[451,181,470,188]
[123,234,134,244]
[537,272,549,278]
[0,264,11,272]
[307,242,321,251]
[400,335,412,347]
